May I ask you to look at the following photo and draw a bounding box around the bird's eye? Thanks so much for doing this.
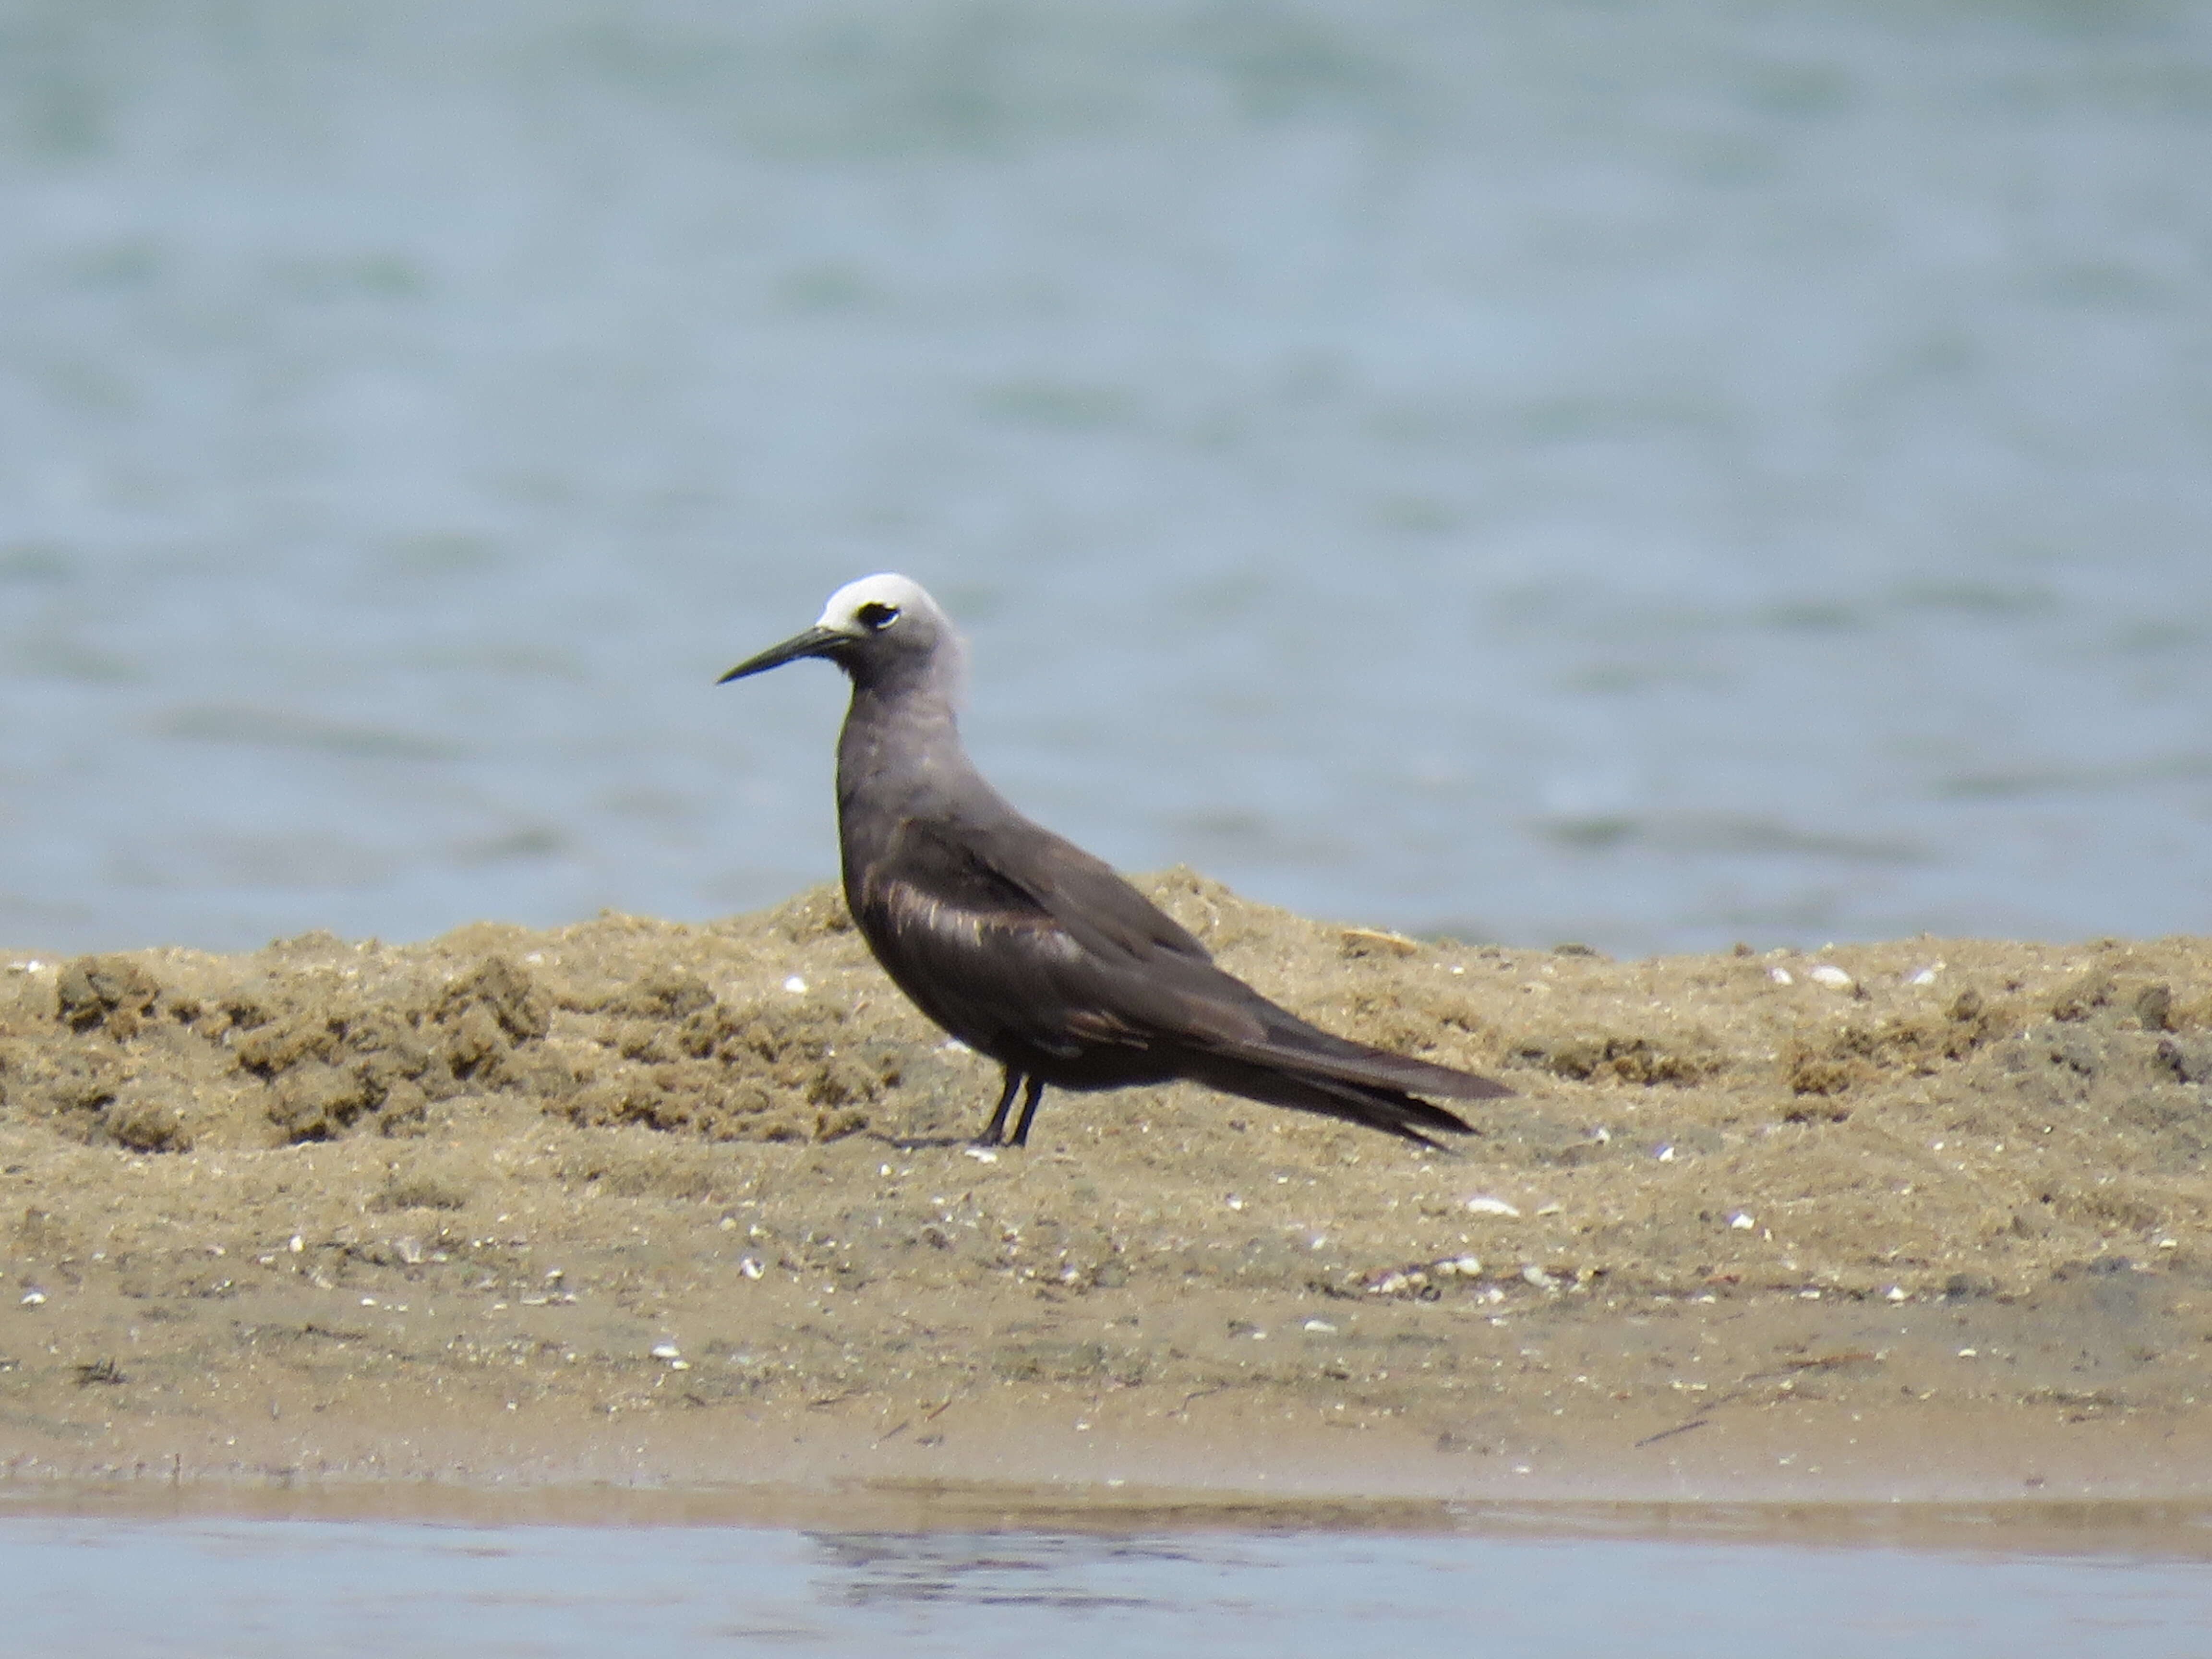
[855,602,900,631]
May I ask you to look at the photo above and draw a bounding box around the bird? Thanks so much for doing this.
[719,574,1513,1151]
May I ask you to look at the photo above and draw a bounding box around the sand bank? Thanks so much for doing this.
[2,875,2208,1507]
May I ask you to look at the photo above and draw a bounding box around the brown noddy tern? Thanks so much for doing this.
[719,574,1512,1150]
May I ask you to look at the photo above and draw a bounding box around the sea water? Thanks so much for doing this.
[4,1509,2212,1659]
[2,1,2209,957]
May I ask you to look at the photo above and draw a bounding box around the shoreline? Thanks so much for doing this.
[7,1477,2212,1557]
[3,874,2208,1510]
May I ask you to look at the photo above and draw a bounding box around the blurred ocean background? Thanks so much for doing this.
[2,0,2209,959]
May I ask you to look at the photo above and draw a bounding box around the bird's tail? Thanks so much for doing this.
[1178,1053,1480,1150]
[1225,1013,1515,1104]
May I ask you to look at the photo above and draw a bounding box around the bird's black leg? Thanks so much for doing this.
[1008,1076,1047,1147]
[978,1068,1024,1145]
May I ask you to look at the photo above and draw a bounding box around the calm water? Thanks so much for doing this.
[4,1511,2212,1658]
[3,1,2210,957]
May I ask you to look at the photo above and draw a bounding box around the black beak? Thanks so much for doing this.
[717,625,848,684]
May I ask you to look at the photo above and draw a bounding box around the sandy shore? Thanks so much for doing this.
[2,873,2208,1509]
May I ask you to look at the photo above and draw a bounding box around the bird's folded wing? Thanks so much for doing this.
[961,828,1510,1100]
[861,815,1507,1108]
[857,817,1263,1055]
[896,813,1213,965]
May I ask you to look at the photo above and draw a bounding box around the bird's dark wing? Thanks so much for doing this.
[852,814,1264,1062]
[854,845,1487,1149]
[933,816,1511,1104]
[944,814,1214,966]
[856,812,1509,1114]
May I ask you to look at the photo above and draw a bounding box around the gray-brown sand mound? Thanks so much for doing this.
[2,872,2208,1504]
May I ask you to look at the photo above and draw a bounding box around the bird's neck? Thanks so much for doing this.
[835,676,978,830]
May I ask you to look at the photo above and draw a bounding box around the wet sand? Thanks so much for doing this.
[3,874,2209,1508]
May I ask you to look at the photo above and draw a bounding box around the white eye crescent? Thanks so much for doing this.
[855,602,901,631]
